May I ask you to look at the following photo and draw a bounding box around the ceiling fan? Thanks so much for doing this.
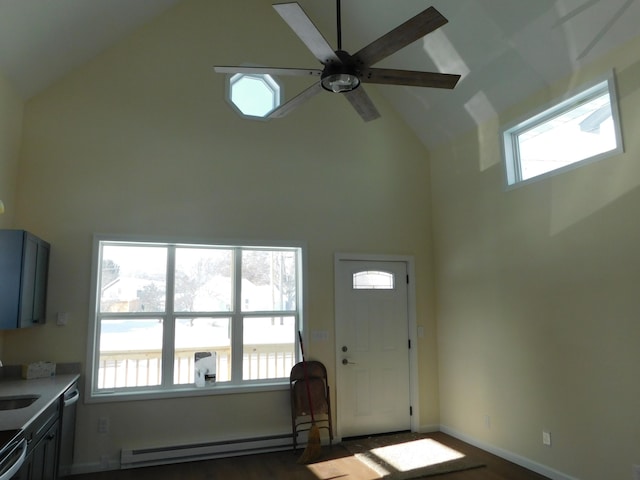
[214,1,461,122]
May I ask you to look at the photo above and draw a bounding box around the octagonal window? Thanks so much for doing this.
[228,73,281,119]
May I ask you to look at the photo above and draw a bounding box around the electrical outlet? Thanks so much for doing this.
[542,431,551,446]
[484,415,491,429]
[632,464,640,480]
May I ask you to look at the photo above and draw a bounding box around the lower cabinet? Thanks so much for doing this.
[16,402,60,480]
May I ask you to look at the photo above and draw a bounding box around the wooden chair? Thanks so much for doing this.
[289,360,333,450]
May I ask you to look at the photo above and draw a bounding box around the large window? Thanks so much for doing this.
[88,237,302,399]
[502,72,623,186]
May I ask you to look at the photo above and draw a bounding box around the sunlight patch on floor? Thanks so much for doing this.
[369,438,465,472]
[306,456,381,479]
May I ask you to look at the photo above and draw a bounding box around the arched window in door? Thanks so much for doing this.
[352,270,395,290]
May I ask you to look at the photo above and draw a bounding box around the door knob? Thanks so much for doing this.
[342,358,356,365]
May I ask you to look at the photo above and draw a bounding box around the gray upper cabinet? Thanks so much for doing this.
[0,230,51,329]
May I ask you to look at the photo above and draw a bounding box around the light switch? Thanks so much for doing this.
[310,330,329,342]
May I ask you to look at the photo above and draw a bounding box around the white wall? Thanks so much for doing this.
[0,70,22,230]
[431,33,640,480]
[0,69,24,357]
[2,0,439,470]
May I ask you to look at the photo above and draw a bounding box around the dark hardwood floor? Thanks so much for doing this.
[72,432,549,480]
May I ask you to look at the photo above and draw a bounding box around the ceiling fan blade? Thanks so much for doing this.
[361,68,461,89]
[273,2,341,65]
[214,66,322,77]
[268,82,324,119]
[343,87,380,122]
[354,6,448,67]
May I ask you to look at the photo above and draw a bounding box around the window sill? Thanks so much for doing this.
[85,381,290,404]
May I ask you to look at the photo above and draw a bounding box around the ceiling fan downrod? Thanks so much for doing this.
[320,0,361,94]
[336,0,342,50]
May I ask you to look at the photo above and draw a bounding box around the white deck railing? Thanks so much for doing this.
[98,343,295,388]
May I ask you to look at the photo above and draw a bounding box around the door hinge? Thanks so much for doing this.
[410,406,413,416]
[408,339,411,349]
[406,274,409,284]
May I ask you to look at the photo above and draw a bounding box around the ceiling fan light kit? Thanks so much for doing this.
[214,1,460,121]
[321,72,360,93]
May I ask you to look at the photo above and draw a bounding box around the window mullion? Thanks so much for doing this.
[230,248,244,383]
[162,246,176,387]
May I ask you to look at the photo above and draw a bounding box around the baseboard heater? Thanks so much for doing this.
[120,432,294,469]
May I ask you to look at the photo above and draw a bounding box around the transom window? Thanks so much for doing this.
[88,237,302,399]
[353,270,395,290]
[228,73,281,119]
[502,72,623,186]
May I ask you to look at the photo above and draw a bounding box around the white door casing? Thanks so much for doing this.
[334,254,418,439]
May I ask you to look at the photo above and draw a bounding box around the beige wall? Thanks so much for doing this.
[0,70,22,230]
[2,0,438,470]
[432,33,640,480]
[0,70,24,357]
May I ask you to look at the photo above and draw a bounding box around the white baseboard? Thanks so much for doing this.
[68,459,121,475]
[440,425,579,480]
[418,424,441,433]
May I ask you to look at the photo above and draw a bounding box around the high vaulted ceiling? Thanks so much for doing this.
[1,0,638,149]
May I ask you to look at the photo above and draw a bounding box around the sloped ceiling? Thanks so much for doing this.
[0,0,638,149]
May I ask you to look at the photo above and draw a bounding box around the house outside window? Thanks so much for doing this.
[87,236,303,400]
[502,71,623,187]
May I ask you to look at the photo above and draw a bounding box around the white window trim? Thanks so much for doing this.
[501,70,624,189]
[85,233,306,404]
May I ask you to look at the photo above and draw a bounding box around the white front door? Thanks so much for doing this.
[335,258,411,438]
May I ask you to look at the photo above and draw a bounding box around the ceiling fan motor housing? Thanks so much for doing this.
[321,50,361,93]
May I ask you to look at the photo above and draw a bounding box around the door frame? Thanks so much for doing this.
[333,252,419,440]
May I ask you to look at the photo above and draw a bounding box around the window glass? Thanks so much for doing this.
[502,73,623,186]
[229,73,280,118]
[243,316,295,380]
[100,245,167,313]
[174,318,231,384]
[241,249,297,311]
[353,270,395,290]
[98,319,163,389]
[517,91,616,181]
[174,248,233,312]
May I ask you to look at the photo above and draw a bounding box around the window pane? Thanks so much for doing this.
[353,271,395,289]
[229,73,280,118]
[243,316,295,380]
[98,319,163,389]
[100,245,167,313]
[241,250,297,311]
[517,91,617,181]
[174,318,231,384]
[174,248,233,312]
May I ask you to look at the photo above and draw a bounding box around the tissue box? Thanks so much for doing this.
[21,361,56,379]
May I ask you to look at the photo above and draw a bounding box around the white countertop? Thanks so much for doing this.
[0,373,80,431]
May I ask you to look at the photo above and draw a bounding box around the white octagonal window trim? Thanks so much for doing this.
[227,73,281,119]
